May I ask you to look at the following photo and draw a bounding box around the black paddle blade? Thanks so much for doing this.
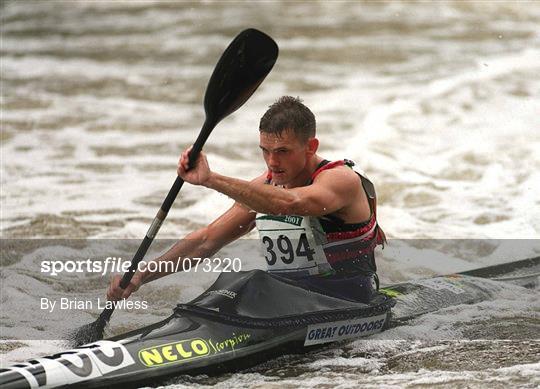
[68,318,107,347]
[204,28,278,125]
[70,308,112,347]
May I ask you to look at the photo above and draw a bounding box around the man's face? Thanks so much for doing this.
[259,129,312,186]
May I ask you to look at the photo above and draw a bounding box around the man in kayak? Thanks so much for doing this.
[108,96,385,303]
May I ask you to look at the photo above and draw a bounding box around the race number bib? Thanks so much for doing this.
[256,215,331,276]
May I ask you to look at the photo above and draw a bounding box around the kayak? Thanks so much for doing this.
[382,256,539,324]
[0,270,394,389]
[1,257,538,389]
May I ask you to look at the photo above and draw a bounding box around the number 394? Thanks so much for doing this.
[261,233,315,265]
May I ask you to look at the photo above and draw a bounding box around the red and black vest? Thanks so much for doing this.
[256,159,385,278]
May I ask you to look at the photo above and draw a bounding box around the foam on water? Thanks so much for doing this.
[1,1,539,387]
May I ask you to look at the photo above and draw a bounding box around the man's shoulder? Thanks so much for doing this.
[312,162,361,185]
[250,172,269,184]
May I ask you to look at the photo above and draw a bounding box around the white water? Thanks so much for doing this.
[1,1,539,387]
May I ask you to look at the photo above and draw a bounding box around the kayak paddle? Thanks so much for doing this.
[70,28,278,347]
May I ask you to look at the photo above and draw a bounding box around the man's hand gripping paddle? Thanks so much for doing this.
[70,29,278,347]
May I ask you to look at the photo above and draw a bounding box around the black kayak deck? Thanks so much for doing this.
[1,258,538,389]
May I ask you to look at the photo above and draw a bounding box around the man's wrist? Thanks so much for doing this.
[203,171,218,189]
[138,268,151,285]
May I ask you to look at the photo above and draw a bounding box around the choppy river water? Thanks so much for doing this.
[1,1,539,388]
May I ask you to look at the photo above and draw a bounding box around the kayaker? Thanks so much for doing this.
[107,96,385,303]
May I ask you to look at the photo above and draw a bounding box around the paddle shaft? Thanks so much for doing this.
[99,119,215,323]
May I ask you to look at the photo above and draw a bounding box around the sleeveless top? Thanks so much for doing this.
[255,159,386,279]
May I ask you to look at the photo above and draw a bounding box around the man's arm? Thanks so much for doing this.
[205,167,360,216]
[177,149,359,217]
[106,200,256,300]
